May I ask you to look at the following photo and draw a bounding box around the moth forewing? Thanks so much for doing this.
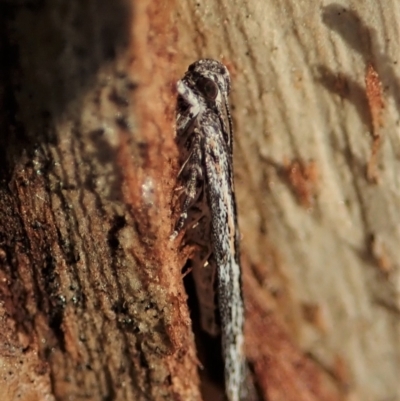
[173,59,245,401]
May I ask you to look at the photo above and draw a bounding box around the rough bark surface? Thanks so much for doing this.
[1,0,400,401]
[175,1,400,401]
[0,0,200,400]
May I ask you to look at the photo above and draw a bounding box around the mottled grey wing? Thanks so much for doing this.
[202,117,245,401]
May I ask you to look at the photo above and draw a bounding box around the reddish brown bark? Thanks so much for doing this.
[0,1,200,400]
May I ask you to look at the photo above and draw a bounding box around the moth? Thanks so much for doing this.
[172,59,245,401]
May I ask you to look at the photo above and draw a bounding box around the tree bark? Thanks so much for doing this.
[175,1,400,400]
[0,1,199,400]
[1,1,400,401]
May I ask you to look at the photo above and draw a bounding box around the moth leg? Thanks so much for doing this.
[177,148,194,177]
[171,133,203,239]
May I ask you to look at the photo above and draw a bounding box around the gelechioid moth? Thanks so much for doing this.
[172,59,245,401]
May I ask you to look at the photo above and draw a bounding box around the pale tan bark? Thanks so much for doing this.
[175,1,400,401]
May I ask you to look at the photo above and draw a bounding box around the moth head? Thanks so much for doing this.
[178,59,234,151]
[187,58,231,102]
